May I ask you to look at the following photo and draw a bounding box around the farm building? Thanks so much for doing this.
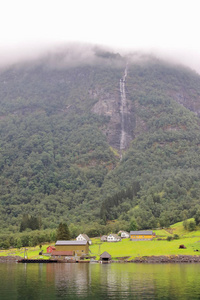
[55,240,89,256]
[107,234,121,242]
[130,230,154,241]
[100,235,107,242]
[76,233,92,245]
[119,231,130,238]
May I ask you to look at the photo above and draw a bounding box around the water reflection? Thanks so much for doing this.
[1,263,200,299]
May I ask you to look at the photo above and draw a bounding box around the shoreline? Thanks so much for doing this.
[129,255,200,263]
[1,255,200,264]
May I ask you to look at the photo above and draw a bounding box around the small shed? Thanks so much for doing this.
[47,246,56,253]
[100,251,111,262]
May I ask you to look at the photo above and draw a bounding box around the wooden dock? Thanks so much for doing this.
[18,259,58,263]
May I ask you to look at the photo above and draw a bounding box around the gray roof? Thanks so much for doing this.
[130,231,153,235]
[55,240,87,246]
[100,251,111,258]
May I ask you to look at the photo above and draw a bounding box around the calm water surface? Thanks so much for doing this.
[0,263,200,299]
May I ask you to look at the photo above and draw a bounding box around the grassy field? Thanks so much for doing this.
[0,244,51,259]
[1,221,200,260]
[89,237,200,260]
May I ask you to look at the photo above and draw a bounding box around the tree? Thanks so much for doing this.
[16,238,22,249]
[129,218,138,231]
[188,220,196,231]
[56,223,71,240]
[194,208,200,225]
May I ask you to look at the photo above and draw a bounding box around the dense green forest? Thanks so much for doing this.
[1,49,200,243]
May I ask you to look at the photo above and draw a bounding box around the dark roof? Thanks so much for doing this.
[130,230,153,235]
[100,251,111,258]
[55,240,87,246]
[51,251,74,256]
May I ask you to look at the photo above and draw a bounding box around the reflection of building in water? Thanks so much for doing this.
[54,264,90,297]
[46,264,55,284]
[102,265,130,295]
[97,264,156,297]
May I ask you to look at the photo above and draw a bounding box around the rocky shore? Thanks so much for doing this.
[0,256,21,263]
[130,255,200,263]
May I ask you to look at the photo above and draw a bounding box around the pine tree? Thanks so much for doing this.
[56,223,71,240]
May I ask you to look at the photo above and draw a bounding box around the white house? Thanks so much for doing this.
[107,234,121,242]
[120,231,130,238]
[76,234,92,245]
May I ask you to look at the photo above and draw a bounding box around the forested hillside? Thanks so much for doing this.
[1,48,200,234]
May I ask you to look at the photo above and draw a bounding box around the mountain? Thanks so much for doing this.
[1,48,200,233]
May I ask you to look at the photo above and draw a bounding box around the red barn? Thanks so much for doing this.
[47,246,56,253]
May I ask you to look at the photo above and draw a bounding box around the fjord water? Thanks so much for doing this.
[1,263,200,300]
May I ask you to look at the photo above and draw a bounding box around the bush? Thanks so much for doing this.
[173,234,179,240]
[166,236,173,241]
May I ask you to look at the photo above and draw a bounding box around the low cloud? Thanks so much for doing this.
[0,42,200,75]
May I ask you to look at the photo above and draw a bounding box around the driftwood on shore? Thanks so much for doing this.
[130,255,200,263]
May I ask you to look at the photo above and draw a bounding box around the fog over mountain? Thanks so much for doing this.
[0,42,200,76]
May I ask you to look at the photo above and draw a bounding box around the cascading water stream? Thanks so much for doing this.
[120,65,128,158]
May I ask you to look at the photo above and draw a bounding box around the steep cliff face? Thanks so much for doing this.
[91,66,135,152]
[168,88,200,116]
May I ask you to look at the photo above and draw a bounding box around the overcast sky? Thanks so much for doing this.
[1,0,200,71]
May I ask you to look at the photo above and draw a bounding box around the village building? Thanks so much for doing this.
[107,234,121,242]
[119,231,130,238]
[100,251,112,262]
[76,233,92,245]
[46,246,56,253]
[55,240,89,256]
[100,235,107,242]
[130,230,154,241]
[51,250,74,260]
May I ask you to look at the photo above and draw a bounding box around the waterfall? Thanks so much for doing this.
[119,65,128,158]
